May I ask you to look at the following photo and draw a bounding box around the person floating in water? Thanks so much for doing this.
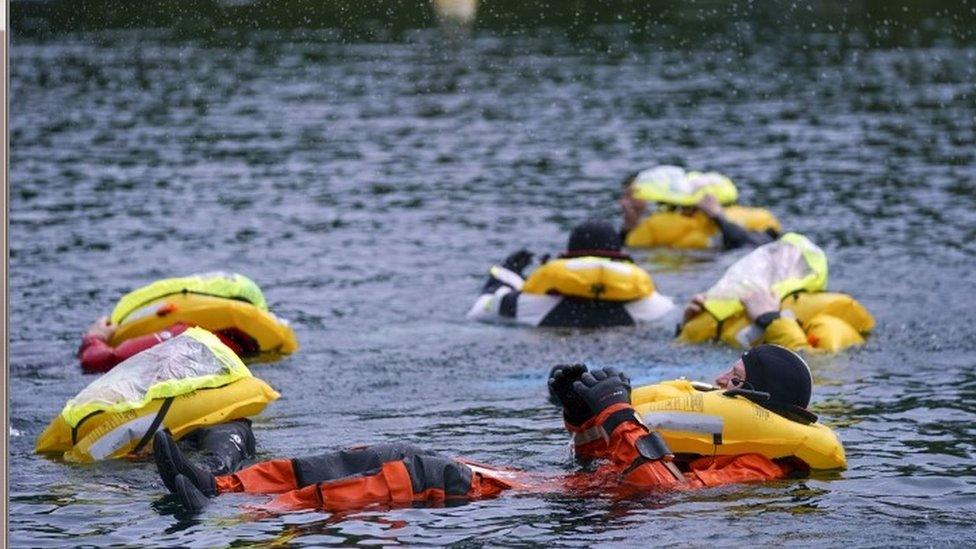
[618,167,781,250]
[77,272,297,373]
[154,345,831,513]
[40,328,270,477]
[467,220,675,327]
[677,233,874,351]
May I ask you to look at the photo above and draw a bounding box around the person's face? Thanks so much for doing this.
[714,358,747,389]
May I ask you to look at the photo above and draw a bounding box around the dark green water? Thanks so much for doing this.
[8,3,976,546]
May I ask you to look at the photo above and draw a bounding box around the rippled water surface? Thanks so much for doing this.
[8,7,976,547]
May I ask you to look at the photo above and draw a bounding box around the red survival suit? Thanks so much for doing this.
[78,322,254,373]
[212,403,802,512]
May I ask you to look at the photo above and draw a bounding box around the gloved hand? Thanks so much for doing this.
[547,364,590,426]
[572,367,632,417]
[501,249,534,276]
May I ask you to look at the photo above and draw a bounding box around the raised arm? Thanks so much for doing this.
[697,195,776,250]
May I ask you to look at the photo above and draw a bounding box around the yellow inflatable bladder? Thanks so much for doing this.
[36,327,279,462]
[631,379,846,470]
[522,257,654,301]
[722,205,782,234]
[108,272,298,359]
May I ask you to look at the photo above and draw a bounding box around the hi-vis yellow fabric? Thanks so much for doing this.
[631,165,738,206]
[703,233,828,322]
[522,257,654,301]
[36,328,279,462]
[110,272,267,325]
[631,379,846,470]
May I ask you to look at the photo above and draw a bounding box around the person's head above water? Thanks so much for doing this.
[563,220,627,259]
[714,344,813,412]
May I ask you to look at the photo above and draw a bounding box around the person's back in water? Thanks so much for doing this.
[468,220,676,328]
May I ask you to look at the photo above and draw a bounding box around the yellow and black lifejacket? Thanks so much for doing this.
[108,272,298,359]
[522,256,654,301]
[36,327,279,462]
[631,379,846,470]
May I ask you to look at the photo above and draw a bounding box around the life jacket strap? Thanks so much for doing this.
[130,397,175,455]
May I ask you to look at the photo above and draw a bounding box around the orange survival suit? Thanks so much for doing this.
[210,404,799,512]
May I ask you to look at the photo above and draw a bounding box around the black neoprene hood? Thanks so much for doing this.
[566,220,622,254]
[741,344,813,410]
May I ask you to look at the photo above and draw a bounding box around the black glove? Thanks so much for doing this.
[547,364,590,426]
[501,249,533,276]
[572,367,632,417]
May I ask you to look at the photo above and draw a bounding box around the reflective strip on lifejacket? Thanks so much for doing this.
[85,413,159,460]
[572,426,606,447]
[639,412,725,437]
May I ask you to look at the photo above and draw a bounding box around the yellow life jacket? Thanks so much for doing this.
[108,273,298,359]
[522,257,654,302]
[111,272,267,324]
[631,166,739,206]
[678,291,874,351]
[631,379,846,470]
[624,207,780,249]
[36,327,279,462]
[703,233,828,321]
